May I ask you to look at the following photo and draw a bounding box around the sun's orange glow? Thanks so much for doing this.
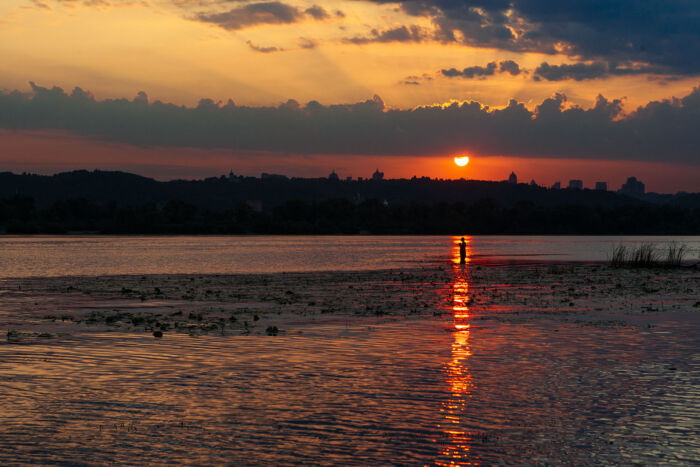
[454,156,470,167]
[1,130,697,191]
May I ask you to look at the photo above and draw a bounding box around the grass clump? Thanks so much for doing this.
[630,243,658,267]
[664,242,687,267]
[609,242,689,268]
[609,244,629,268]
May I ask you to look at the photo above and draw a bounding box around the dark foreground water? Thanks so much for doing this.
[1,313,698,465]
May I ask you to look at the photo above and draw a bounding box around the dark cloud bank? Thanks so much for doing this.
[1,83,699,164]
[360,0,700,75]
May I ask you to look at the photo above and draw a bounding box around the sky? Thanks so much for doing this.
[0,0,699,192]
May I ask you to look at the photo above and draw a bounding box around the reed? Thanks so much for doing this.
[664,242,687,267]
[608,242,688,268]
[630,243,658,267]
[609,244,628,267]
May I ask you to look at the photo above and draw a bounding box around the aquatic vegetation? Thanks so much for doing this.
[631,243,658,267]
[665,241,687,267]
[609,242,689,268]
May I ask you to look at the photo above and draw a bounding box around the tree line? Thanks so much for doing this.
[1,196,698,235]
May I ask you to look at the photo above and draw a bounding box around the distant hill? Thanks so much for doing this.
[2,170,693,211]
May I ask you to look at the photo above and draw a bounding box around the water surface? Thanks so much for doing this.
[1,315,698,465]
[1,235,698,278]
[1,236,698,464]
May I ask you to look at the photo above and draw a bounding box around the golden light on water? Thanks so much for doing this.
[436,237,477,466]
[454,156,470,167]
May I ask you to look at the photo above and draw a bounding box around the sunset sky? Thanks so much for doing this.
[1,0,699,192]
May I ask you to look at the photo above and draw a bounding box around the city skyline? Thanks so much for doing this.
[228,170,653,195]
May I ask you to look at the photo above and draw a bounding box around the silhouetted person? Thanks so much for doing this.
[459,237,467,264]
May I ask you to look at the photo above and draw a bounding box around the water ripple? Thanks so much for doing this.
[0,315,698,465]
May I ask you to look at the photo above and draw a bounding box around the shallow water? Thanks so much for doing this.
[1,235,699,278]
[1,269,698,465]
[1,321,698,465]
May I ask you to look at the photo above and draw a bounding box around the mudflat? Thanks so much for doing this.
[2,262,698,339]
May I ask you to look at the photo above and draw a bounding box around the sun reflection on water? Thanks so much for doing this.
[436,237,479,466]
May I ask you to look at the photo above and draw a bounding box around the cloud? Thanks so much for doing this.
[304,5,328,20]
[343,25,429,44]
[499,60,521,76]
[42,0,149,7]
[82,0,111,6]
[298,37,317,49]
[443,62,497,78]
[364,0,700,75]
[27,0,51,9]
[246,40,283,53]
[1,82,699,165]
[177,1,339,34]
[534,61,658,81]
[195,2,306,30]
[441,60,522,79]
[25,0,117,8]
[400,74,433,85]
[246,36,320,53]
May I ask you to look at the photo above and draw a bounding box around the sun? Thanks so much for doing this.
[454,156,470,167]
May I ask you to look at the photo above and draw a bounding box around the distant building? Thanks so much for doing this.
[372,169,384,181]
[508,172,517,184]
[568,179,583,190]
[595,181,607,191]
[328,170,339,181]
[228,171,240,183]
[619,176,645,197]
[529,179,537,186]
[551,181,561,190]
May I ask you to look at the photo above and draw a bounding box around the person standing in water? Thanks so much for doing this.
[459,237,467,264]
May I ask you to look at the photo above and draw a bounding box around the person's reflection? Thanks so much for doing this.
[437,237,476,466]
